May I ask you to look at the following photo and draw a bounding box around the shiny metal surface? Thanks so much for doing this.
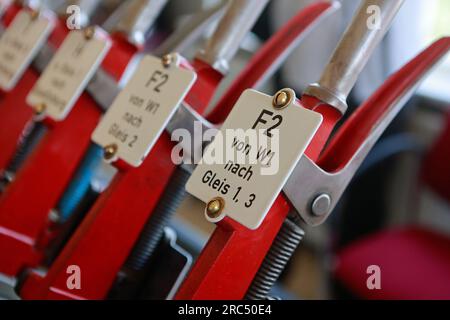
[113,0,168,47]
[285,81,423,226]
[304,0,404,114]
[196,0,270,74]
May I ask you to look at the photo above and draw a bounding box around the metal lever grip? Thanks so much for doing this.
[112,0,168,47]
[152,1,228,57]
[285,37,450,226]
[304,0,404,115]
[196,0,270,74]
[206,1,340,124]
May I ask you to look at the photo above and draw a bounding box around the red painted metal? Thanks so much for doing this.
[0,31,138,277]
[19,2,336,300]
[20,59,222,300]
[175,38,450,300]
[0,6,62,173]
[318,37,450,172]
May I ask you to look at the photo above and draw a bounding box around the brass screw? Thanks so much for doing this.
[206,197,225,219]
[30,10,40,21]
[84,26,96,40]
[34,103,46,115]
[103,144,118,161]
[273,88,295,110]
[161,54,173,68]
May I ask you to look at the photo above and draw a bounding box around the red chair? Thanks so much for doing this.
[334,112,450,300]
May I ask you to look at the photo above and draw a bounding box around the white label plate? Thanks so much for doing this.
[92,54,197,167]
[186,89,323,230]
[26,27,111,121]
[0,10,54,91]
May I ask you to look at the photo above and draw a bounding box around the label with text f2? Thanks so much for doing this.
[92,54,196,167]
[0,10,54,91]
[186,89,322,230]
[27,26,111,121]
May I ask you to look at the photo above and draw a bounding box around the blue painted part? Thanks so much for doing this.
[57,144,103,222]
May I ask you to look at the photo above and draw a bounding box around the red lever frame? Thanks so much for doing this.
[19,2,335,300]
[175,38,450,300]
[0,28,140,277]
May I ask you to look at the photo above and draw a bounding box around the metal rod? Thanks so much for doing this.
[304,0,404,114]
[112,0,169,47]
[196,0,270,74]
[152,0,228,57]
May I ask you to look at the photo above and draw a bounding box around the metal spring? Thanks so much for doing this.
[108,168,190,298]
[124,167,191,271]
[0,121,47,186]
[245,218,304,300]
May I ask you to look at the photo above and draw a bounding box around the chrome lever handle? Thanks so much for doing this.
[196,0,270,74]
[152,0,228,57]
[112,0,169,47]
[304,0,404,115]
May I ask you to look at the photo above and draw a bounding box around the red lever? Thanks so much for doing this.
[20,59,224,301]
[0,30,136,277]
[0,6,64,174]
[318,37,450,172]
[176,37,450,299]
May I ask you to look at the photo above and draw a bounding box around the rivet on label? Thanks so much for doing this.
[103,143,118,161]
[273,88,295,110]
[84,26,96,40]
[29,10,40,21]
[161,54,174,68]
[34,103,46,115]
[206,197,225,219]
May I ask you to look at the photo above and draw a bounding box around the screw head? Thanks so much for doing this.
[30,10,40,20]
[206,197,225,219]
[273,88,295,110]
[162,54,173,68]
[103,144,118,161]
[34,103,46,115]
[311,194,332,217]
[84,26,95,40]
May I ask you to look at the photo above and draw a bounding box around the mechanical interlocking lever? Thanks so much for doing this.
[0,0,165,277]
[176,0,406,300]
[0,2,59,180]
[285,37,450,227]
[19,0,272,300]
